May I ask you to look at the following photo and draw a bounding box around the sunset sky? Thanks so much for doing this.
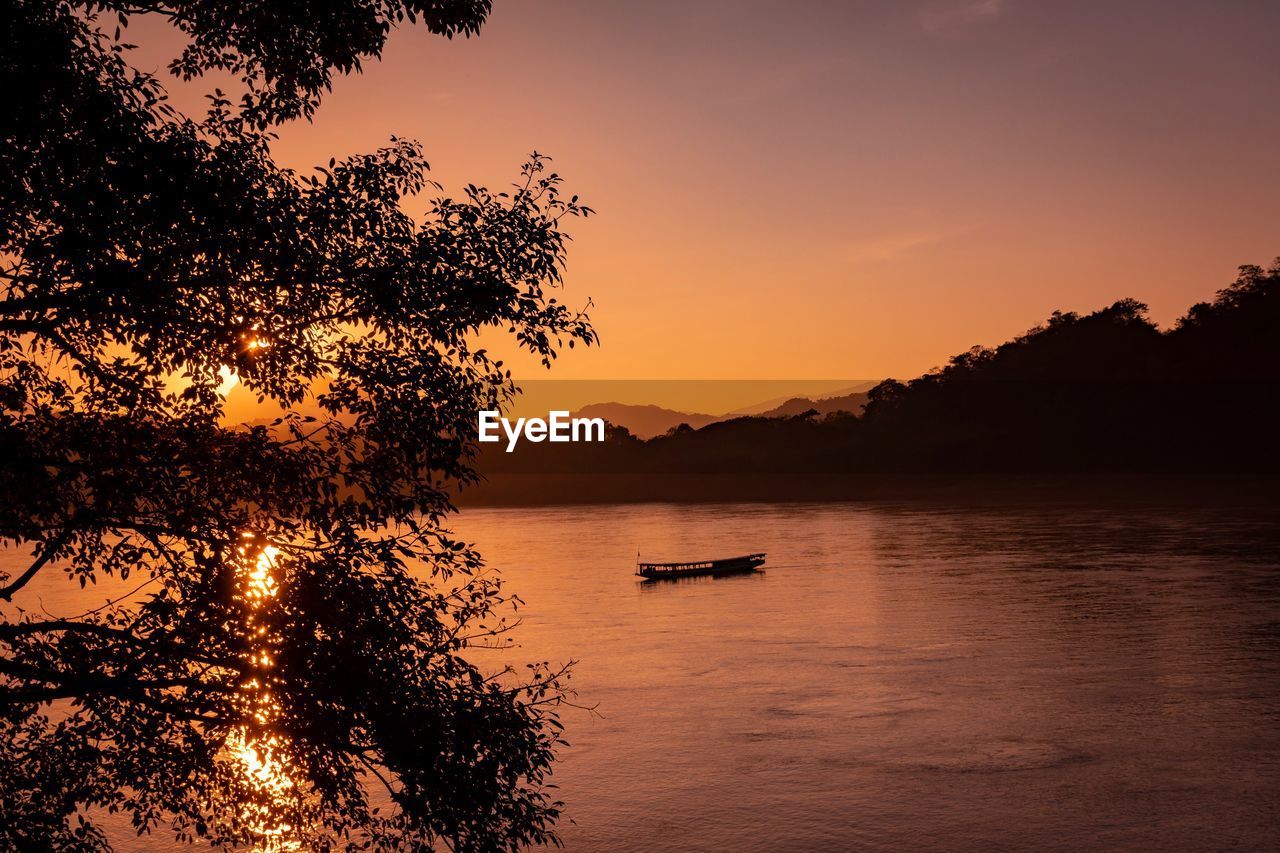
[129,0,1280,381]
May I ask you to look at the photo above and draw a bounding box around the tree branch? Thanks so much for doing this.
[0,528,74,602]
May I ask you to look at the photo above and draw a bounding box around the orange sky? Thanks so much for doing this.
[126,0,1280,382]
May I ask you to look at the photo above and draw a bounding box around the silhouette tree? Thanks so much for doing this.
[469,263,1280,501]
[1,0,594,848]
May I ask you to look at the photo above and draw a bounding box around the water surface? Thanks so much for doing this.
[455,500,1280,851]
[9,499,1280,850]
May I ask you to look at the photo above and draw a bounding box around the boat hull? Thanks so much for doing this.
[637,553,766,580]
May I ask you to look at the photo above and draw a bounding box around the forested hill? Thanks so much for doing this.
[474,261,1280,485]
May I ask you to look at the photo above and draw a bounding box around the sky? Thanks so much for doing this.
[128,0,1280,382]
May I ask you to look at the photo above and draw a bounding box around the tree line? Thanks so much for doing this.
[478,262,1280,485]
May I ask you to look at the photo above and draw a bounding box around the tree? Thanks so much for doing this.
[1,0,595,848]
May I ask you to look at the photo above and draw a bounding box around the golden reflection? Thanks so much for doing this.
[226,729,299,848]
[225,535,304,849]
[245,543,282,601]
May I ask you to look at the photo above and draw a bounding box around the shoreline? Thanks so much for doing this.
[454,472,1280,508]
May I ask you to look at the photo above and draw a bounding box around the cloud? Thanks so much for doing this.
[916,0,1009,36]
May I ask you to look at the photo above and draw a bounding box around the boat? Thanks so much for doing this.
[636,552,766,580]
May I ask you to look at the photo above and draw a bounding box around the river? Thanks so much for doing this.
[455,500,1280,850]
[9,497,1280,850]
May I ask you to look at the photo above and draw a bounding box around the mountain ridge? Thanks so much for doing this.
[574,389,874,438]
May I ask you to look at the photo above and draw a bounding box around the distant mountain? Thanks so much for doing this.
[573,403,719,438]
[725,381,879,415]
[755,390,870,419]
[576,389,874,438]
[473,260,1280,500]
[575,387,877,438]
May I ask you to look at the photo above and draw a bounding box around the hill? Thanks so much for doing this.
[572,403,719,438]
[468,260,1280,500]
[754,390,871,419]
[574,389,872,438]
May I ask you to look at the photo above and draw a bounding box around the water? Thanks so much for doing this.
[7,499,1280,849]
[452,501,1280,851]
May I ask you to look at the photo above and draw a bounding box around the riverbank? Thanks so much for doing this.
[455,472,1280,507]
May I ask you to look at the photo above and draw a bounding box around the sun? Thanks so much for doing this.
[217,365,241,397]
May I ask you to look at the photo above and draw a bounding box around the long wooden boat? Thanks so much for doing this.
[636,552,766,580]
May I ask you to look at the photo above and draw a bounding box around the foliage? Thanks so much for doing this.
[1,0,594,848]
[475,264,1280,490]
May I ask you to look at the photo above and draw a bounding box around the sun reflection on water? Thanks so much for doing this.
[226,729,300,849]
[226,537,304,850]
